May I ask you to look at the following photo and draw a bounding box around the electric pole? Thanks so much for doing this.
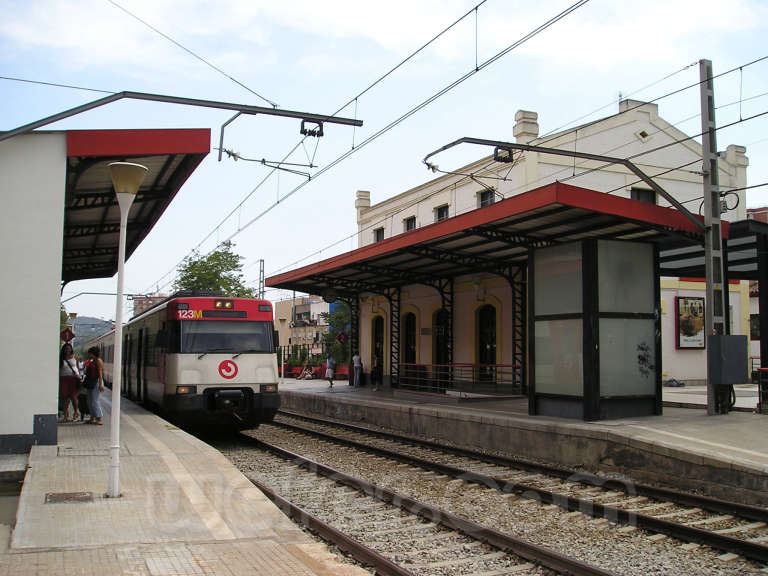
[258,259,265,300]
[700,59,726,415]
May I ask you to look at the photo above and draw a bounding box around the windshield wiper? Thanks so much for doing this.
[197,348,233,359]
[232,349,260,359]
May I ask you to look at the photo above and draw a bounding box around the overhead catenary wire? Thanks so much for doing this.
[0,75,114,94]
[257,56,768,284]
[378,89,768,227]
[160,22,768,297]
[261,105,768,284]
[105,0,277,108]
[144,0,498,292]
[146,0,593,293]
[531,55,768,150]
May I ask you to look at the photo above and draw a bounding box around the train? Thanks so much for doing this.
[83,292,280,430]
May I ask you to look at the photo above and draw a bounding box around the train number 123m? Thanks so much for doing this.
[176,309,203,320]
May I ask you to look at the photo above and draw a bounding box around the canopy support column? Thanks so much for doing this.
[387,288,401,388]
[501,264,527,395]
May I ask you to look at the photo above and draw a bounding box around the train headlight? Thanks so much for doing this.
[260,384,277,393]
[176,386,197,395]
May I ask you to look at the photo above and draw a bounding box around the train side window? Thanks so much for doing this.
[166,321,181,353]
[156,329,168,348]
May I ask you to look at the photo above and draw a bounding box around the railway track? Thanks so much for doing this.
[261,410,768,570]
[232,433,616,576]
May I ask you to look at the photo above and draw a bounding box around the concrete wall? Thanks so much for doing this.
[0,133,66,452]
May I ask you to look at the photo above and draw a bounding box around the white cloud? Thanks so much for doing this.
[2,0,764,81]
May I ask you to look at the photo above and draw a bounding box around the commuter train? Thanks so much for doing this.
[84,292,279,430]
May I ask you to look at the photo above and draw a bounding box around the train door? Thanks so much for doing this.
[142,330,149,404]
[124,333,133,397]
[122,334,128,395]
[136,329,144,402]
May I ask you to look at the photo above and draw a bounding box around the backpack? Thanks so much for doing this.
[83,360,99,390]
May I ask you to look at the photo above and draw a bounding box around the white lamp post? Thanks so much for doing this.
[107,162,148,498]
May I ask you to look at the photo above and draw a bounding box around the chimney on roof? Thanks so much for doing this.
[355,190,371,226]
[355,190,370,211]
[514,110,539,144]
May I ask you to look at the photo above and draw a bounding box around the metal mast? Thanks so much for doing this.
[700,59,726,415]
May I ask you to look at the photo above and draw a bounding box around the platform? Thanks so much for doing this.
[279,379,768,507]
[0,394,368,576]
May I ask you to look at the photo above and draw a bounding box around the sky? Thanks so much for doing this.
[2,0,767,322]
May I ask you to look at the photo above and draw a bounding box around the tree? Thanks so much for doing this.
[60,304,69,333]
[321,302,350,363]
[174,241,256,298]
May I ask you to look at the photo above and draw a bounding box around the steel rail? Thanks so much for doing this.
[253,479,414,576]
[245,434,618,576]
[278,409,768,522]
[273,414,768,564]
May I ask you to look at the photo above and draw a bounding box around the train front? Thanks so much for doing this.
[163,297,280,429]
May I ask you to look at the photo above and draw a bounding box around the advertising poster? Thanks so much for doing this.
[676,296,705,349]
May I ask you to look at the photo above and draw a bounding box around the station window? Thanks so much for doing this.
[478,189,495,208]
[631,188,655,204]
[435,204,449,222]
[373,227,384,242]
[404,216,416,232]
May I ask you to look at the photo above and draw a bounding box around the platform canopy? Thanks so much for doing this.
[267,181,720,297]
[63,128,210,283]
[660,218,768,280]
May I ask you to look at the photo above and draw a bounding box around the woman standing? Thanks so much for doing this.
[59,343,81,422]
[83,347,105,425]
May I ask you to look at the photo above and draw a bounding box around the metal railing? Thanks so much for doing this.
[398,363,522,397]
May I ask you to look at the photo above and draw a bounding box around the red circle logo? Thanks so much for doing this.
[218,360,238,379]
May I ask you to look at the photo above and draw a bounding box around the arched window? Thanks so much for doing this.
[372,315,385,373]
[432,308,450,392]
[476,304,496,382]
[432,308,449,365]
[403,313,416,364]
[401,312,417,389]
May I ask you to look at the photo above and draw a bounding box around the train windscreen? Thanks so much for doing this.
[178,320,273,354]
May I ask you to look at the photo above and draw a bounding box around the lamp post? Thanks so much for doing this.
[107,162,148,498]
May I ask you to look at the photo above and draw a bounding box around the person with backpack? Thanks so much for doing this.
[83,347,105,425]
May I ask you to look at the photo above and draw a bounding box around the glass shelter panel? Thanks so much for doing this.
[534,244,582,316]
[597,241,654,313]
[599,318,656,396]
[535,319,583,395]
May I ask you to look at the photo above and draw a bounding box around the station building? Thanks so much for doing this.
[274,295,330,355]
[267,100,765,419]
[0,128,209,452]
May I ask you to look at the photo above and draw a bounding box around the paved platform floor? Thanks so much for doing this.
[0,394,368,576]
